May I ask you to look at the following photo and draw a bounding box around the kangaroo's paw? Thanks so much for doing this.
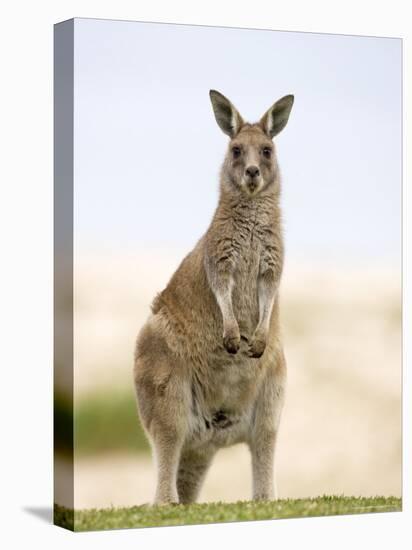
[223,334,240,354]
[248,335,266,358]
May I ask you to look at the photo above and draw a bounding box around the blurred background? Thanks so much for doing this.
[55,19,401,508]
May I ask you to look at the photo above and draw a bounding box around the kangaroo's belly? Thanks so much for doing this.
[185,406,254,452]
[185,346,265,452]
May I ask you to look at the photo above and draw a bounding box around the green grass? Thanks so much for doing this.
[55,388,149,456]
[54,496,401,532]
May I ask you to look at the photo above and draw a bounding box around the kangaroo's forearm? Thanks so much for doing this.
[257,271,278,332]
[204,252,237,327]
[256,245,283,333]
[248,267,279,358]
[204,250,240,353]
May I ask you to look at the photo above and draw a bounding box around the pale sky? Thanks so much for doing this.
[73,18,401,267]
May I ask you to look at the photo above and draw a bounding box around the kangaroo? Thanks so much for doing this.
[134,90,294,505]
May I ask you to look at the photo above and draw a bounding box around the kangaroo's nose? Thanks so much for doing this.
[246,165,260,178]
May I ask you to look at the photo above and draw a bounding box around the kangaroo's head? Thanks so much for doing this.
[209,90,294,197]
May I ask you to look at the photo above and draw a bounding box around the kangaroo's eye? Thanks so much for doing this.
[262,147,272,158]
[232,146,241,159]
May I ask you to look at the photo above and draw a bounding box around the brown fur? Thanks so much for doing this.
[134,90,294,504]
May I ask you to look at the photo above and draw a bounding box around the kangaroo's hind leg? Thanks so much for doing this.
[177,448,215,504]
[150,416,187,505]
[248,348,286,501]
[134,328,191,505]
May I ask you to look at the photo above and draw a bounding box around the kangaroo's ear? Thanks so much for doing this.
[209,90,244,138]
[260,95,294,138]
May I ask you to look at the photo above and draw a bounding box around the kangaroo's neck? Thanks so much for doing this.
[213,184,281,225]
